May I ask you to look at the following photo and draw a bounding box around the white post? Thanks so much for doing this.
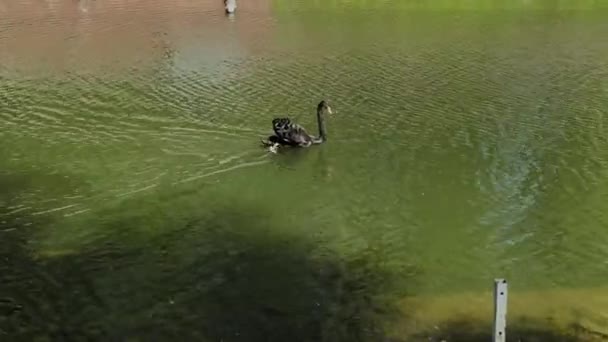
[225,0,237,14]
[493,278,508,342]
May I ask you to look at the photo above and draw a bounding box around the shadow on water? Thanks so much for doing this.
[2,173,605,342]
[1,173,414,341]
[0,171,99,339]
[409,318,608,342]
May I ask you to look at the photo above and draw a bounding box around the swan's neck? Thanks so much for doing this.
[315,108,326,143]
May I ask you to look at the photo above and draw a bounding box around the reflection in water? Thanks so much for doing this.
[0,0,275,73]
[77,0,91,14]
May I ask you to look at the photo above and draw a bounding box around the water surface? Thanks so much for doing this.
[2,1,608,340]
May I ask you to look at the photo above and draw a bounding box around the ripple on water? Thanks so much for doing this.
[2,6,608,337]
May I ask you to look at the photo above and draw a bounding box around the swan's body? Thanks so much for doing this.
[262,100,333,152]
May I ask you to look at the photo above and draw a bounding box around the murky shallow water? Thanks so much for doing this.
[2,1,608,340]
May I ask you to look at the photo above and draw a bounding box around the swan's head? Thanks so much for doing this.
[317,100,333,115]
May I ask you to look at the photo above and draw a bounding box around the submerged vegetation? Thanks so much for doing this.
[0,172,417,341]
[410,318,608,342]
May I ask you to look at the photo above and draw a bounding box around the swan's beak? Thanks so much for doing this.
[327,106,333,115]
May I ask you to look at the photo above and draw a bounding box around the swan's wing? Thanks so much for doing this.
[272,118,291,136]
[285,125,313,146]
[272,118,312,145]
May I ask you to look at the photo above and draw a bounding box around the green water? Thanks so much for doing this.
[2,1,608,340]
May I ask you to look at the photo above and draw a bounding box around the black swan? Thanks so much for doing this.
[262,100,333,152]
